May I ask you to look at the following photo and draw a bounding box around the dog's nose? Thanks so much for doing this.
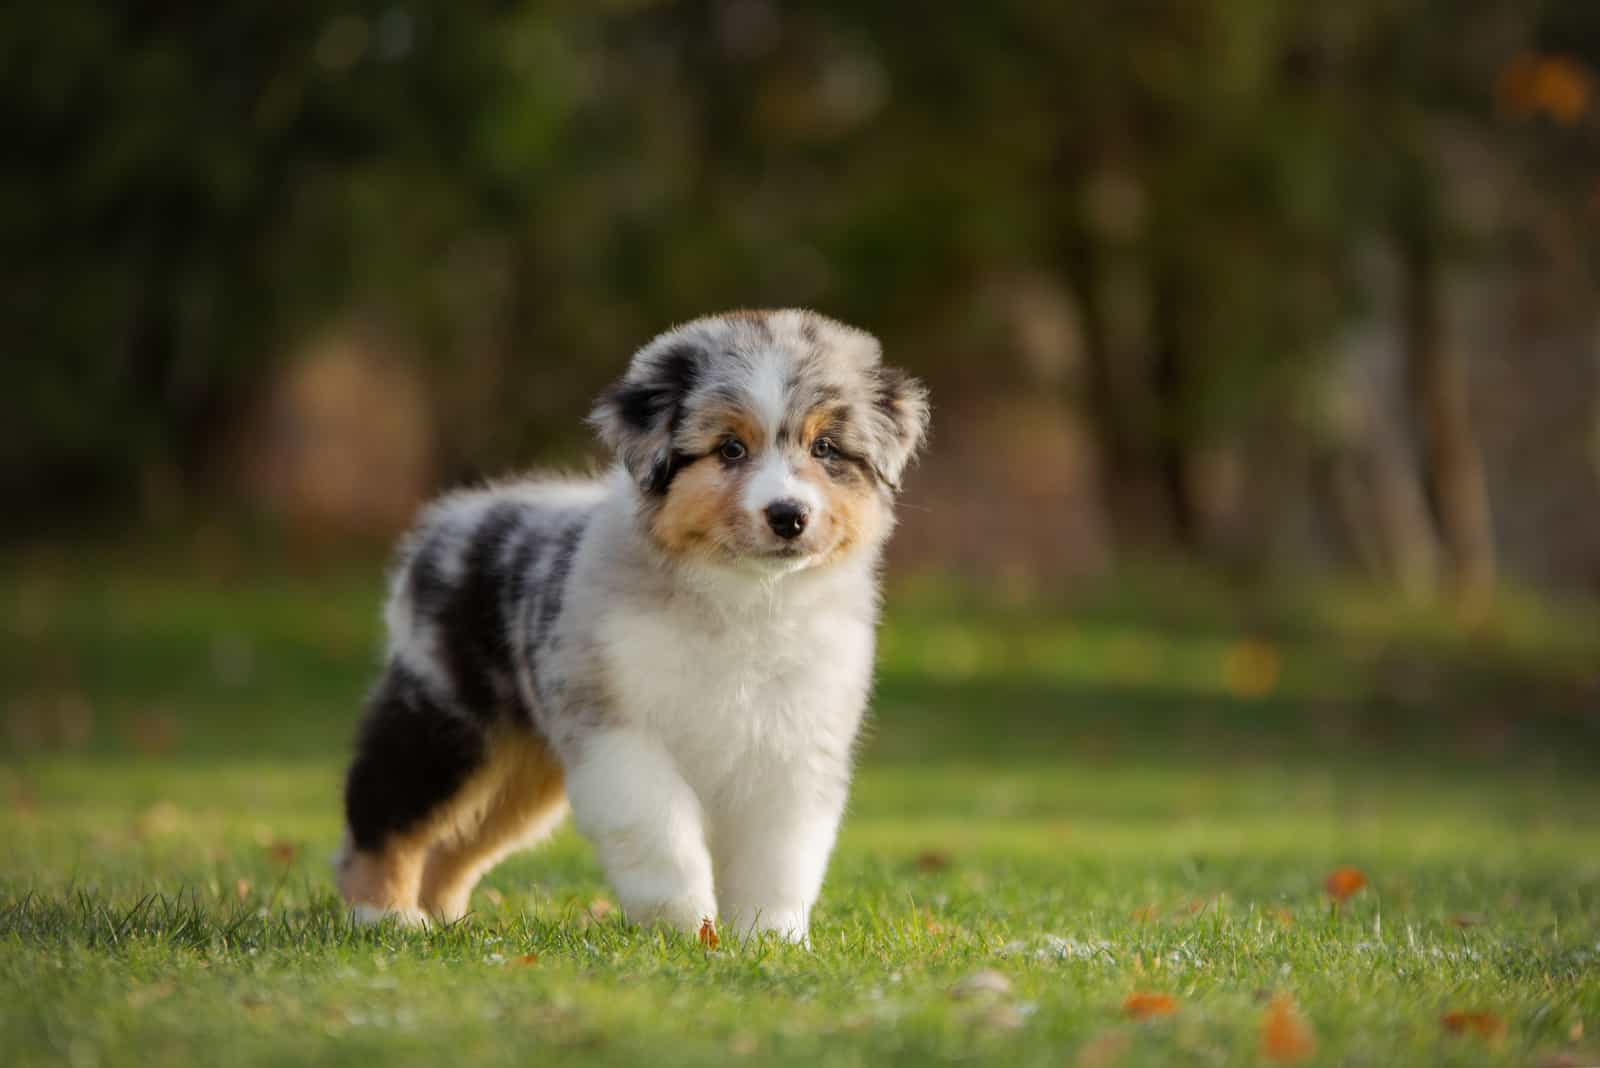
[764,499,809,540]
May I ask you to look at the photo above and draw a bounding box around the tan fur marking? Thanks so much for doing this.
[339,727,567,924]
[651,459,742,554]
[689,405,765,455]
[800,407,837,445]
[419,732,567,921]
[802,465,890,565]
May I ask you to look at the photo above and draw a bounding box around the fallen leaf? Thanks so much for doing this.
[1260,995,1317,1063]
[1323,867,1367,903]
[1569,1020,1583,1041]
[234,878,251,903]
[1272,907,1295,927]
[950,969,1012,1000]
[587,898,614,920]
[1442,1010,1506,1043]
[1122,992,1178,1019]
[1130,905,1157,924]
[510,953,538,967]
[916,849,951,872]
[267,841,298,866]
[1223,639,1282,698]
[1076,1030,1132,1067]
[1450,912,1487,928]
[697,917,719,949]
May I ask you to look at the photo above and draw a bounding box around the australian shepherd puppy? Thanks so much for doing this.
[336,309,929,943]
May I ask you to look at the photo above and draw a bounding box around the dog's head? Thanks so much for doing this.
[590,310,929,572]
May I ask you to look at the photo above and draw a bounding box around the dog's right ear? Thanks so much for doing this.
[589,341,706,495]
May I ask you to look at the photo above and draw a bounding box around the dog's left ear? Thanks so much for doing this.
[589,341,705,494]
[864,365,930,492]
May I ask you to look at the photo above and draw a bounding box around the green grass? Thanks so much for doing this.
[3,553,1599,1066]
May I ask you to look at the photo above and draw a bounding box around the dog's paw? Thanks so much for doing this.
[349,903,429,928]
[622,894,717,937]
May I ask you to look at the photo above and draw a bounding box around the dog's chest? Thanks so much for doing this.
[599,600,872,781]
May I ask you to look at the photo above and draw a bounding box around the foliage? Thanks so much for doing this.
[4,2,1595,526]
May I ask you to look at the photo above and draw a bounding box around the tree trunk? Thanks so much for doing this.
[1151,264,1197,549]
[1401,237,1495,614]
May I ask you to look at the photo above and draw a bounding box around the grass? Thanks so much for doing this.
[2,550,1599,1066]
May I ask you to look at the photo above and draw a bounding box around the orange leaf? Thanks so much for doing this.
[1442,1010,1506,1042]
[234,878,252,902]
[697,917,720,949]
[1223,639,1282,698]
[267,840,298,866]
[1260,995,1317,1063]
[916,850,951,872]
[1323,867,1366,902]
[1130,905,1157,924]
[1122,992,1178,1019]
[510,953,538,967]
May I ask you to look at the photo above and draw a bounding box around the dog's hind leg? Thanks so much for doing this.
[417,728,568,923]
[339,666,487,925]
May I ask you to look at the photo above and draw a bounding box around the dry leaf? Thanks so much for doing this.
[267,840,298,866]
[697,917,719,949]
[1130,905,1157,924]
[1122,992,1178,1019]
[587,898,614,919]
[510,953,538,967]
[1323,867,1367,903]
[916,850,952,872]
[1569,1021,1583,1041]
[1272,907,1295,927]
[1442,1010,1506,1043]
[1260,995,1317,1063]
[234,878,252,903]
[1076,1030,1132,1067]
[950,969,1012,1000]
[1449,912,1487,928]
[1223,639,1282,698]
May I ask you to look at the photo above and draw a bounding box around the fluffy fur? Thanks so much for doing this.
[336,309,929,942]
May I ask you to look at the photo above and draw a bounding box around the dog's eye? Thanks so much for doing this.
[719,439,748,462]
[811,437,840,460]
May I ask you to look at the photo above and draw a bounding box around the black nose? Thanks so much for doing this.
[765,499,809,540]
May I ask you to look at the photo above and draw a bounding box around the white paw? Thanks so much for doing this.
[726,908,809,946]
[622,894,718,936]
[350,903,428,928]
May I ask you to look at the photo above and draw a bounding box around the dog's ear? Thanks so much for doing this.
[863,365,930,492]
[589,341,706,494]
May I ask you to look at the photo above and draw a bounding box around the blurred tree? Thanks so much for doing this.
[2,0,1595,596]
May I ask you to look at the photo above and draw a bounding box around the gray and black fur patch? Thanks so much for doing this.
[343,491,594,849]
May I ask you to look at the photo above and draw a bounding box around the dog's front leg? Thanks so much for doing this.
[565,729,716,935]
[715,781,846,946]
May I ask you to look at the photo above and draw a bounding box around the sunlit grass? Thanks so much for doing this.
[2,558,1597,1066]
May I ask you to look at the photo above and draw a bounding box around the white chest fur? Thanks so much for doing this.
[597,585,874,805]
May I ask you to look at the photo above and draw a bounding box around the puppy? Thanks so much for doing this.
[336,309,929,942]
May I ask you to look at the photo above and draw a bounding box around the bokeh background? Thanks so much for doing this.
[4,2,1600,775]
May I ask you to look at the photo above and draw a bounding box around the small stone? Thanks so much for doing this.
[950,969,1012,999]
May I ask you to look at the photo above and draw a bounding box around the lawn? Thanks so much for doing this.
[3,552,1598,1066]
